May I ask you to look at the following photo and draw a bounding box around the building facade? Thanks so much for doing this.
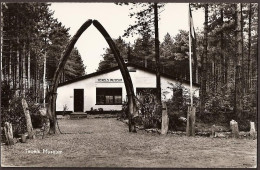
[56,64,199,113]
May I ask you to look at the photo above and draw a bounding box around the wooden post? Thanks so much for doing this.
[250,121,256,139]
[161,102,169,135]
[230,120,239,138]
[21,98,34,139]
[4,122,14,145]
[186,106,196,136]
[154,3,161,106]
[211,124,216,137]
[21,134,27,143]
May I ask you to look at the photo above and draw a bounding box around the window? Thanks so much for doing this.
[96,88,122,105]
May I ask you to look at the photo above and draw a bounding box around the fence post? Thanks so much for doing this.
[161,102,169,135]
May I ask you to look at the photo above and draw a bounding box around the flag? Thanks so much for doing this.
[189,4,196,39]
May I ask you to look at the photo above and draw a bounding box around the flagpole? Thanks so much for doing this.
[189,4,193,107]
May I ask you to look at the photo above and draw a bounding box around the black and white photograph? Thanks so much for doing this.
[0,2,258,168]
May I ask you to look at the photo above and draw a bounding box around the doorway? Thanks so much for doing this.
[74,89,84,112]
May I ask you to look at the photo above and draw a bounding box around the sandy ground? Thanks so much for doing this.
[1,117,257,168]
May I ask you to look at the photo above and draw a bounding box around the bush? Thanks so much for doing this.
[1,96,27,137]
[1,81,45,138]
[120,101,129,120]
[168,114,186,131]
[121,98,162,129]
[29,104,44,128]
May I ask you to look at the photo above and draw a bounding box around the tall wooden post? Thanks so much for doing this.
[154,3,161,106]
[161,102,169,135]
[186,4,196,137]
[186,106,196,136]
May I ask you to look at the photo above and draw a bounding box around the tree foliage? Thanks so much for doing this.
[100,3,258,127]
[1,3,86,104]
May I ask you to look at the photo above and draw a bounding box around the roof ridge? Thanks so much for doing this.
[58,63,200,87]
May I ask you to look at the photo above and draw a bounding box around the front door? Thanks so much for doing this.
[74,89,84,112]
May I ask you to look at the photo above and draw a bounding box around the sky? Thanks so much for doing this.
[49,3,204,74]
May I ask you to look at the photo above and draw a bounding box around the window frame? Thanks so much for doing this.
[96,88,122,105]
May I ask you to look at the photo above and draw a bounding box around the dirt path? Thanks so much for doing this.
[1,118,257,168]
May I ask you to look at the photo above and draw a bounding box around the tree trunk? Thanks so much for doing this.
[43,51,46,107]
[21,98,34,139]
[0,3,3,81]
[34,60,37,102]
[21,43,26,98]
[37,63,40,103]
[247,3,252,90]
[212,55,216,93]
[16,38,20,95]
[28,48,31,89]
[200,4,208,113]
[235,3,243,120]
[240,3,245,93]
[154,3,161,106]
[220,7,225,89]
[9,43,12,88]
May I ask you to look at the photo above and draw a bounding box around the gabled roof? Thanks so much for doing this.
[58,63,200,87]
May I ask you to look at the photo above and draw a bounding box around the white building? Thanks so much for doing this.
[56,63,199,114]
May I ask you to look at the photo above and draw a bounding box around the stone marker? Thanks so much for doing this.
[250,121,256,139]
[21,98,34,139]
[161,102,169,135]
[21,134,27,143]
[230,120,239,138]
[4,122,14,145]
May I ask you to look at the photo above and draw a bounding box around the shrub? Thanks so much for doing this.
[1,81,45,138]
[1,96,27,137]
[29,104,44,128]
[168,114,186,131]
[121,101,128,119]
